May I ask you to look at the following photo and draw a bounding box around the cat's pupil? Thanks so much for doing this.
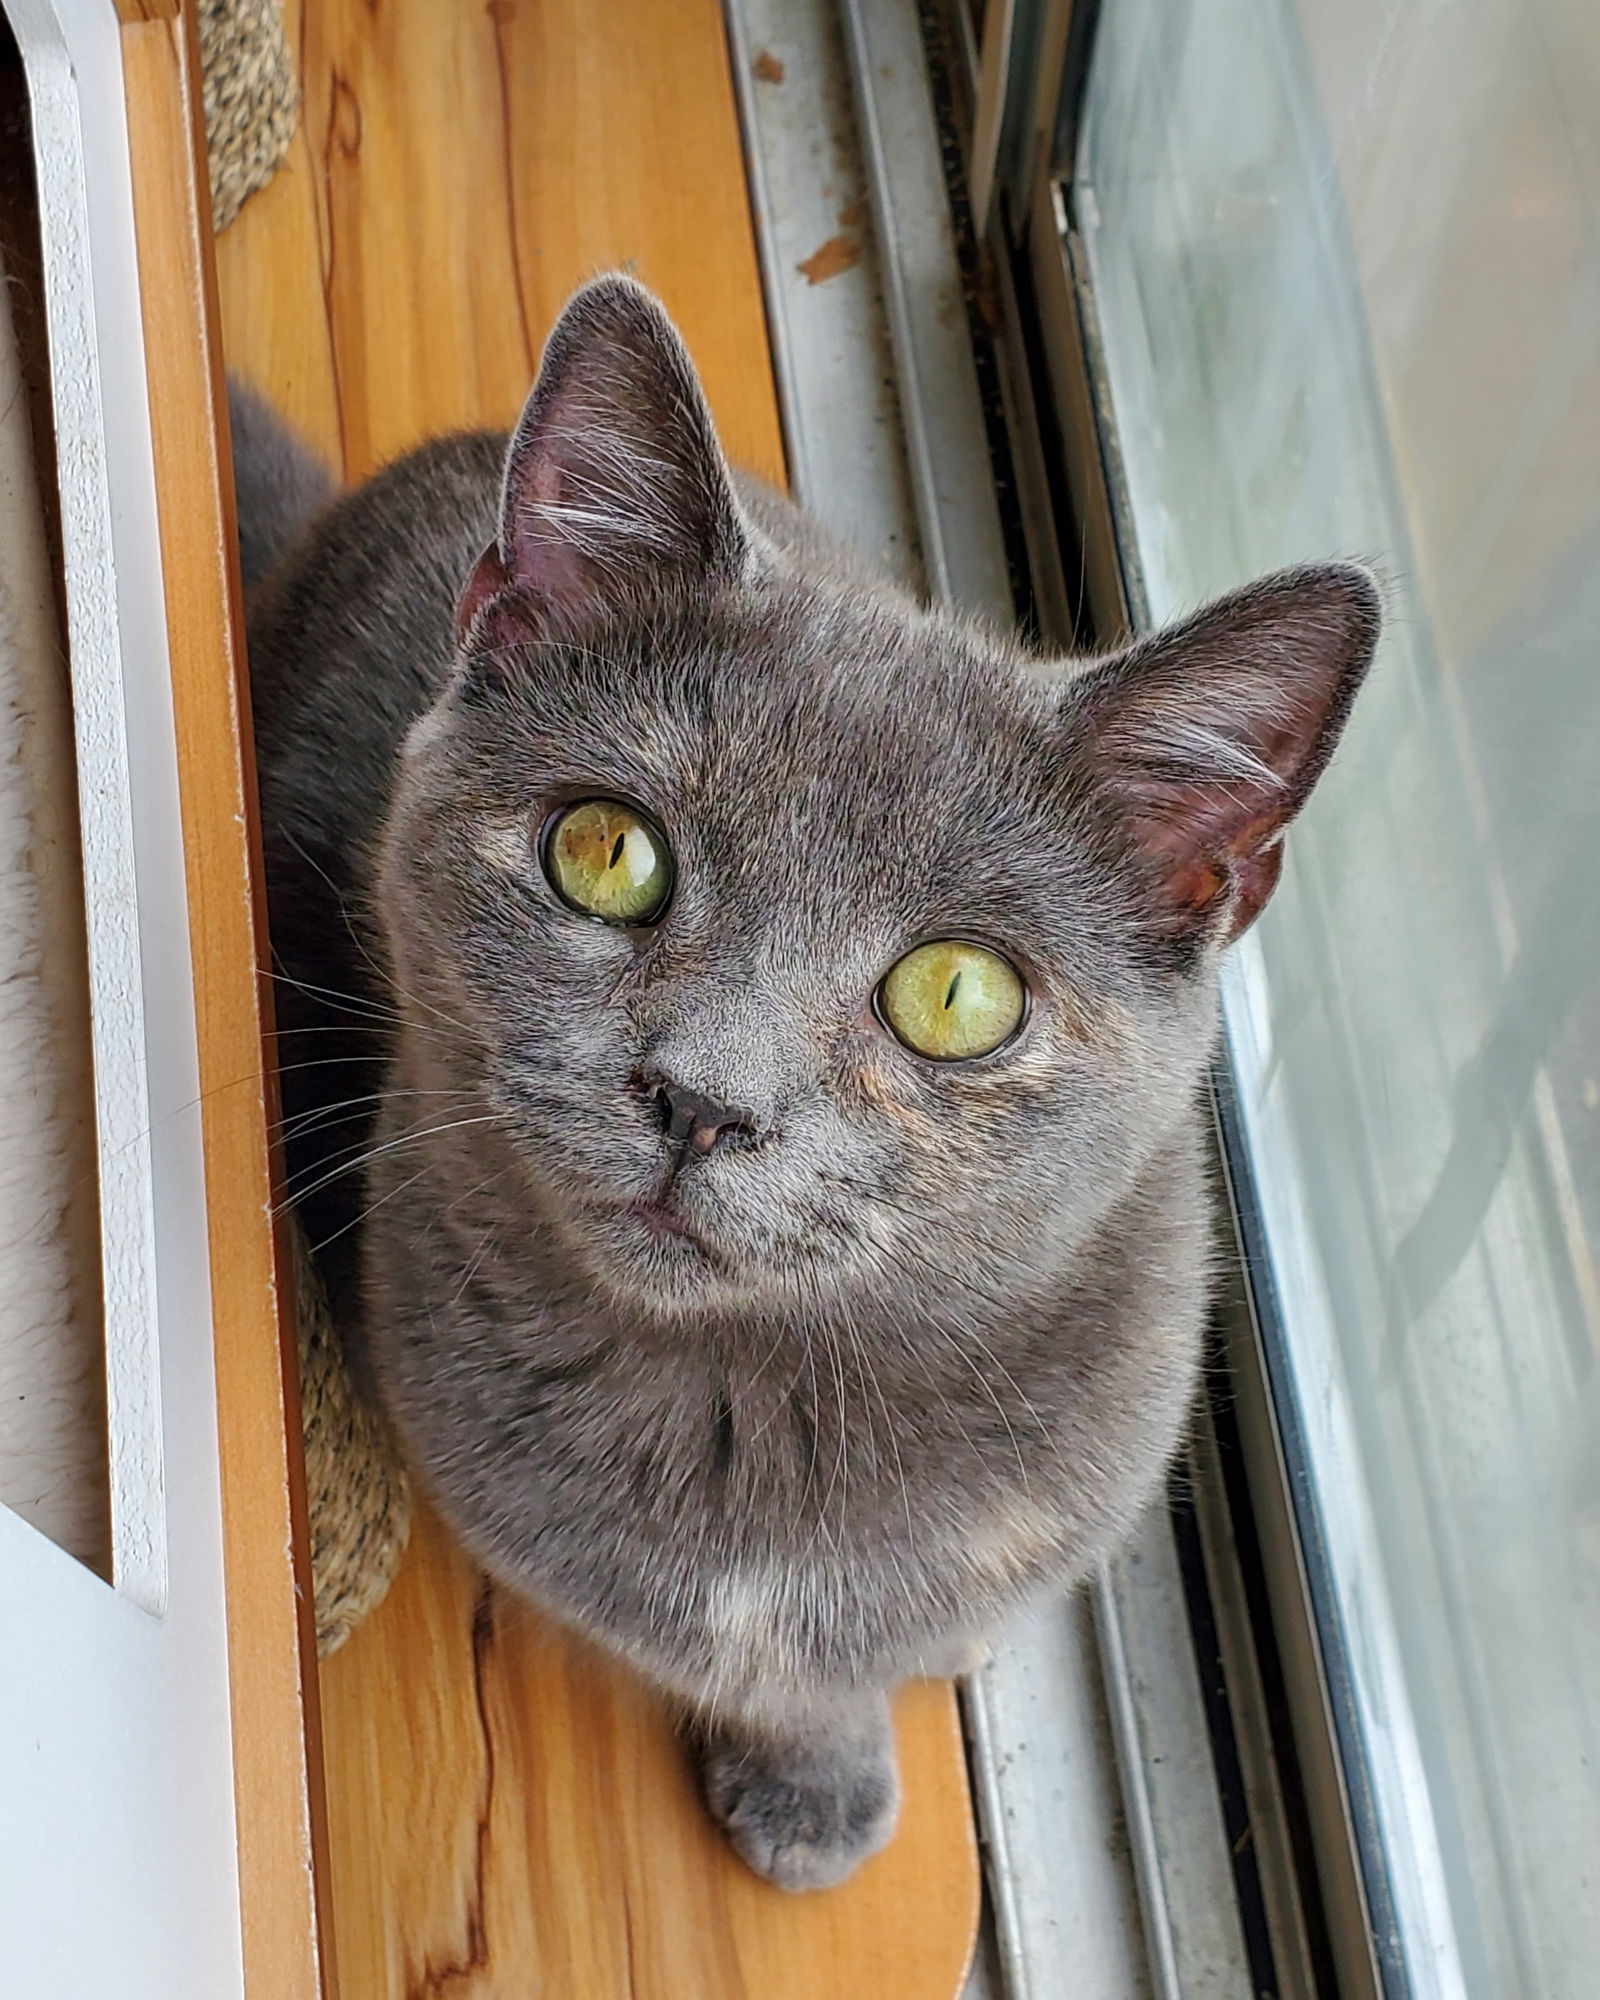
[609,833,625,868]
[944,973,961,1011]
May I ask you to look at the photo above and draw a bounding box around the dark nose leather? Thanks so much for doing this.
[640,1075,760,1156]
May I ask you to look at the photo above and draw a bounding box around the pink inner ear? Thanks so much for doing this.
[1229,843,1284,940]
[1128,783,1294,941]
[1082,562,1380,945]
[455,541,510,641]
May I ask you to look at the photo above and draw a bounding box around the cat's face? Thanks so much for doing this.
[379,278,1378,1323]
[388,594,1205,1319]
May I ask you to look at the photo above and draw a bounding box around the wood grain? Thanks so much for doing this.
[322,1503,977,2000]
[120,8,333,1997]
[214,2,980,1993]
[216,0,787,485]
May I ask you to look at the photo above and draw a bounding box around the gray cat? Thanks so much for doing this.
[237,276,1378,1890]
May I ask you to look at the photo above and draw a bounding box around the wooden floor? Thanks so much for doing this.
[213,4,980,1995]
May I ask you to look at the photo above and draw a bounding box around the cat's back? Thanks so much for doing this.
[236,413,508,1310]
[245,425,507,857]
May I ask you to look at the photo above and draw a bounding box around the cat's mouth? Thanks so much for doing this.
[618,1188,751,1283]
[602,1191,761,1307]
[627,1193,709,1251]
[593,1183,841,1313]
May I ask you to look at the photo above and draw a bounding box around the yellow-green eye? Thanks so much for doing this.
[878,940,1025,1060]
[544,799,672,924]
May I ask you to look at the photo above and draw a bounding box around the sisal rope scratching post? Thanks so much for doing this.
[199,0,299,233]
[290,1211,412,1657]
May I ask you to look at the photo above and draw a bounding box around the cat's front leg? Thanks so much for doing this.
[694,1688,900,1891]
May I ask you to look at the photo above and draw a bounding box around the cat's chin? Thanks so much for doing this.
[593,1247,765,1321]
[571,1200,818,1321]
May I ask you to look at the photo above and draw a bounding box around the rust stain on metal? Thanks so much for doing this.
[796,233,860,285]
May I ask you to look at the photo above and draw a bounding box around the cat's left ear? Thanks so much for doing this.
[1064,563,1380,946]
[457,275,748,641]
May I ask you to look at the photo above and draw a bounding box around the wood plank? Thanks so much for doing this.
[217,0,787,486]
[322,1504,978,2000]
[120,9,334,1996]
[215,3,980,1993]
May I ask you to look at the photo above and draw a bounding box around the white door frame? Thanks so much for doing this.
[0,2,247,1991]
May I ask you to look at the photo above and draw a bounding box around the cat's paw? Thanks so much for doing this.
[698,1701,900,1891]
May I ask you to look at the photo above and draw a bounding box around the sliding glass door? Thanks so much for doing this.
[1055,0,1600,1992]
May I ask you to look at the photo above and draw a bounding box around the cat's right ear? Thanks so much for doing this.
[1061,562,1380,948]
[456,276,748,645]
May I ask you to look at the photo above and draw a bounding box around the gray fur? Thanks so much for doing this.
[237,277,1378,1890]
[227,377,336,597]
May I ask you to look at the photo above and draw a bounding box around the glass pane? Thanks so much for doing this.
[1076,2,1600,1995]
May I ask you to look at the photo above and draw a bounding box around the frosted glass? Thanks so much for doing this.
[1078,3,1600,1994]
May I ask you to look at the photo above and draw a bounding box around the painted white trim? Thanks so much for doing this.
[7,0,167,1613]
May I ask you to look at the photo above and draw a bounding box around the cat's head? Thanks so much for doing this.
[380,276,1378,1323]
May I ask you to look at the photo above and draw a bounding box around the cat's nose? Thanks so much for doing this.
[634,1071,763,1156]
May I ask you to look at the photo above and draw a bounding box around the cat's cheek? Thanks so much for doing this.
[848,1061,944,1145]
